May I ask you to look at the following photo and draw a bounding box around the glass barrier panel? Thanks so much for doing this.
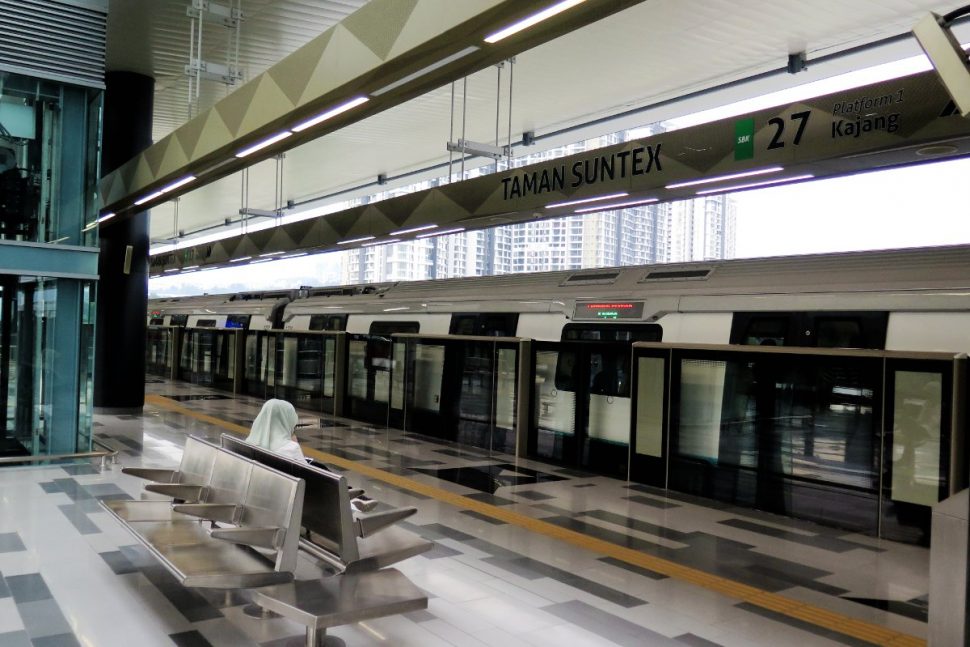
[532,347,576,463]
[669,350,881,535]
[323,337,335,398]
[881,361,952,545]
[391,341,405,410]
[635,356,665,458]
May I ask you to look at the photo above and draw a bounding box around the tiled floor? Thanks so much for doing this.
[0,379,931,646]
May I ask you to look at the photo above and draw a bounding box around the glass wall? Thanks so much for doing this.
[1,276,96,457]
[0,71,102,245]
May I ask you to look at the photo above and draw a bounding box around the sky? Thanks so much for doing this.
[148,46,970,297]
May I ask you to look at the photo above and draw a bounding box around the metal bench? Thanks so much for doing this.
[219,434,432,573]
[102,437,305,588]
[114,435,430,646]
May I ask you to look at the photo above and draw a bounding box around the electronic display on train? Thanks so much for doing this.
[574,301,644,320]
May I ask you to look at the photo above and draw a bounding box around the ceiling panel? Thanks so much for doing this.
[105,0,969,243]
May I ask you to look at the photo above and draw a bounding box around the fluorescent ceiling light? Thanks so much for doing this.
[163,268,179,273]
[337,235,376,245]
[372,47,479,96]
[390,224,437,235]
[666,166,784,189]
[291,97,369,133]
[235,131,292,158]
[575,197,658,213]
[484,0,586,43]
[97,212,115,223]
[258,251,284,257]
[160,175,197,193]
[383,307,409,312]
[546,192,628,209]
[362,238,400,247]
[695,174,815,195]
[82,222,97,232]
[183,265,199,270]
[417,227,464,238]
[134,190,164,206]
[228,256,251,262]
[282,252,307,258]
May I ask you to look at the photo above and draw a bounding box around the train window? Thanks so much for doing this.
[309,314,348,331]
[735,316,789,346]
[196,319,216,328]
[169,314,188,327]
[449,313,519,337]
[561,323,662,342]
[369,321,419,336]
[590,350,631,397]
[815,318,862,348]
[149,317,164,326]
[731,312,888,349]
[225,314,250,330]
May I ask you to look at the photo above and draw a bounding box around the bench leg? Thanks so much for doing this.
[305,627,344,647]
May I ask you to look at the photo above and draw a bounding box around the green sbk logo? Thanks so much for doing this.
[734,118,754,161]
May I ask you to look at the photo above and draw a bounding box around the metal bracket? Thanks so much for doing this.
[446,139,510,160]
[184,59,242,84]
[186,0,242,27]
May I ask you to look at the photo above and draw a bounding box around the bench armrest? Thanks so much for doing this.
[145,483,206,502]
[122,467,178,483]
[173,503,240,524]
[354,506,417,538]
[210,526,284,549]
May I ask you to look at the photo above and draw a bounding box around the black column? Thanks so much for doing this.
[94,71,154,409]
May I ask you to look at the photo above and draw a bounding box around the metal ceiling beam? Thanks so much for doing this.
[99,0,644,220]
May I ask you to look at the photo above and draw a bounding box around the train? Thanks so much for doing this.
[147,244,970,545]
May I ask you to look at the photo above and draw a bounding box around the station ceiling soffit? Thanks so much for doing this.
[341,0,419,61]
[102,0,643,218]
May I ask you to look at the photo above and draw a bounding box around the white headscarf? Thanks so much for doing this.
[246,399,298,451]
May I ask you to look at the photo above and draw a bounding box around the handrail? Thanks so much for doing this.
[0,437,120,470]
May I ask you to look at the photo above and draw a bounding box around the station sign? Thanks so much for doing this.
[151,69,970,274]
[574,301,645,321]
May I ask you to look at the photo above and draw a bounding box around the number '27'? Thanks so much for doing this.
[767,111,810,149]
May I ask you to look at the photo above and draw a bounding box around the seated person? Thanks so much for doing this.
[246,399,306,462]
[246,399,377,512]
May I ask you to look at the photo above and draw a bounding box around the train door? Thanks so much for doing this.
[531,324,660,477]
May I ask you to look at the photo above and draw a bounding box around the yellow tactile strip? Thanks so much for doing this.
[144,394,925,647]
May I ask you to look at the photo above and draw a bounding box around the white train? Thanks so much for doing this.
[148,244,970,545]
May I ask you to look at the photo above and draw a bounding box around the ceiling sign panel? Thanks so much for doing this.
[150,69,970,274]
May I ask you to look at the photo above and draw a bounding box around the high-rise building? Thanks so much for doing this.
[341,125,736,284]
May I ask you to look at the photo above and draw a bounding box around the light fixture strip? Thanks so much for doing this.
[484,0,587,43]
[182,265,200,270]
[228,256,252,263]
[695,174,815,195]
[545,192,628,209]
[291,96,369,133]
[96,212,115,223]
[134,190,165,206]
[665,166,784,190]
[282,252,307,258]
[163,268,179,273]
[362,238,401,247]
[575,197,658,213]
[390,224,438,235]
[417,227,464,238]
[258,251,284,257]
[160,175,197,193]
[372,47,479,96]
[235,131,293,158]
[337,235,376,245]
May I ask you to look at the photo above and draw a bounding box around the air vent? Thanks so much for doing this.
[561,271,620,286]
[640,268,713,282]
[0,0,106,89]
